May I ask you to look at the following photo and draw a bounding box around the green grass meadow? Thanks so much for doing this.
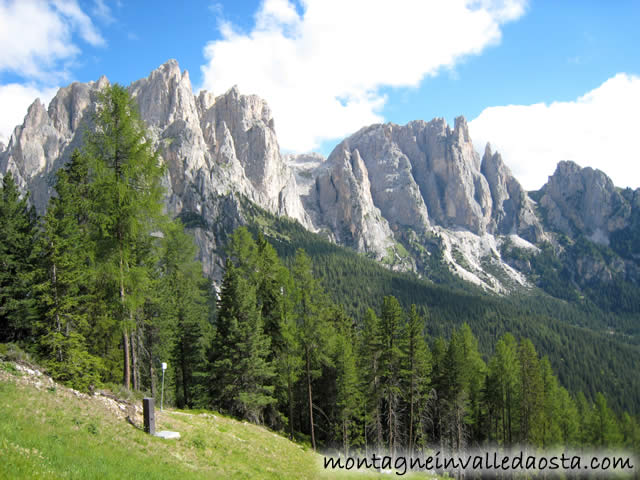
[0,364,435,479]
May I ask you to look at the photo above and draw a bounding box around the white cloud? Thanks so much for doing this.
[469,74,640,191]
[201,0,527,152]
[0,0,104,82]
[0,0,104,146]
[92,0,115,24]
[0,83,58,145]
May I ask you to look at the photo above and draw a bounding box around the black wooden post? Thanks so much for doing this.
[143,397,155,435]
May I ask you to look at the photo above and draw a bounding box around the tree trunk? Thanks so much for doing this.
[123,328,130,389]
[181,339,189,407]
[306,346,316,451]
[388,388,393,456]
[409,374,415,455]
[120,249,130,390]
[149,343,156,399]
[288,371,294,440]
[131,328,138,391]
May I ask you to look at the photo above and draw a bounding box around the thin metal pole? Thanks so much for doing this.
[161,368,165,411]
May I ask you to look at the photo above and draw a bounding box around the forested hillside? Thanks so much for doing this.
[1,85,639,457]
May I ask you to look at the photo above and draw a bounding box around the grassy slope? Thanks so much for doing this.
[0,363,434,479]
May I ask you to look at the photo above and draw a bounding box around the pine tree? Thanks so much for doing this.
[0,172,39,342]
[556,386,580,446]
[518,338,544,445]
[209,260,275,423]
[430,336,448,448]
[292,249,331,451]
[458,323,486,444]
[35,151,102,390]
[488,333,520,446]
[442,329,467,450]
[84,84,165,389]
[379,295,405,455]
[160,220,211,408]
[591,393,622,447]
[539,355,563,447]
[332,306,360,457]
[358,307,384,454]
[402,304,431,454]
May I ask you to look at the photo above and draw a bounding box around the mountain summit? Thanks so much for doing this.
[2,60,639,294]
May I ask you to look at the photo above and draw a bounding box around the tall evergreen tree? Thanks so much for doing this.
[160,220,211,407]
[539,356,563,447]
[0,172,39,342]
[332,306,360,456]
[84,84,165,389]
[458,323,486,444]
[35,151,102,390]
[358,307,384,454]
[402,304,431,454]
[292,249,331,451]
[487,333,520,446]
[209,260,275,423]
[518,338,544,445]
[379,295,405,455]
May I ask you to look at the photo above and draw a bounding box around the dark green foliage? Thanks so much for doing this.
[35,151,103,391]
[159,221,211,408]
[0,172,39,342]
[244,204,640,415]
[208,259,275,423]
[86,83,166,389]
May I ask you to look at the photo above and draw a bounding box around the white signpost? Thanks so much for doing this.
[161,362,167,411]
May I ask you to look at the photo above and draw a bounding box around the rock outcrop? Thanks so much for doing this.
[539,160,631,245]
[0,60,310,279]
[301,117,545,289]
[5,59,633,294]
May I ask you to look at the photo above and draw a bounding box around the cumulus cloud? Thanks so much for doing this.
[0,0,104,146]
[0,0,104,81]
[201,0,527,152]
[0,84,58,145]
[469,74,640,191]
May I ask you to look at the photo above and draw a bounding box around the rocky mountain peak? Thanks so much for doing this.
[453,115,471,144]
[129,59,198,129]
[6,58,633,293]
[539,160,629,244]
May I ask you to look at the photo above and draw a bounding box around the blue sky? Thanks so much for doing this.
[1,0,639,190]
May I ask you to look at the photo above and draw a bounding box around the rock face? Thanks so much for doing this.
[298,144,396,260]
[481,144,545,243]
[5,59,634,293]
[0,60,310,279]
[296,117,545,289]
[538,161,631,245]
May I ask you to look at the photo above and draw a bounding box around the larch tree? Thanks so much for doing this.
[84,84,165,389]
[292,248,331,451]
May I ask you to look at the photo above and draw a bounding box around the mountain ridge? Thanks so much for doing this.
[2,59,639,298]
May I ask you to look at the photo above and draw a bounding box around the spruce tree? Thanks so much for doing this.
[489,333,520,446]
[379,295,405,455]
[209,259,275,423]
[358,307,384,453]
[0,172,39,342]
[518,338,544,445]
[539,355,563,447]
[35,151,102,390]
[402,304,431,454]
[332,306,360,457]
[160,220,211,408]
